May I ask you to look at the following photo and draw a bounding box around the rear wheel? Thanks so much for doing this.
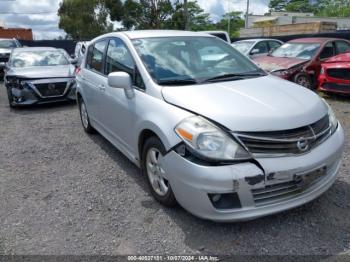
[294,73,312,89]
[142,137,177,207]
[79,99,95,133]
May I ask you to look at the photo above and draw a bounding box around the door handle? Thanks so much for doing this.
[98,84,106,91]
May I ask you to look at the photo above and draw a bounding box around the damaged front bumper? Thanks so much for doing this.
[161,124,344,222]
[7,78,76,106]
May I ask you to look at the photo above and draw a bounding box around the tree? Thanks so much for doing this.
[167,1,213,30]
[269,0,314,13]
[316,0,350,17]
[58,0,113,40]
[106,0,175,30]
[215,12,245,38]
[269,0,289,11]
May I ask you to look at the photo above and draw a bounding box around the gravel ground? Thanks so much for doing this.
[0,83,349,256]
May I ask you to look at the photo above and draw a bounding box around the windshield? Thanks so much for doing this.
[10,50,69,68]
[132,37,263,84]
[232,41,255,54]
[271,42,321,60]
[0,40,18,48]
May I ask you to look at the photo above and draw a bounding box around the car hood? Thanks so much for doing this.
[324,52,350,63]
[253,56,307,72]
[0,48,12,54]
[6,65,75,79]
[161,75,327,132]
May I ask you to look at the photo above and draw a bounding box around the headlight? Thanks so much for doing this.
[323,99,338,133]
[175,116,251,161]
[272,67,299,77]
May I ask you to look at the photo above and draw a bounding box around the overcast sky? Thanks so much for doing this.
[0,0,269,40]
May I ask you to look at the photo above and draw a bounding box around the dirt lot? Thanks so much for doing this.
[0,82,349,256]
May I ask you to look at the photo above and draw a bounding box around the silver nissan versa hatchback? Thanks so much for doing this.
[76,30,344,222]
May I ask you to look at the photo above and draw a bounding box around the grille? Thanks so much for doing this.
[252,168,327,206]
[236,115,331,156]
[323,82,350,92]
[327,68,350,80]
[252,178,304,206]
[34,82,68,98]
[0,53,10,63]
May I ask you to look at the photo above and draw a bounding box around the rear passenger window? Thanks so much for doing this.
[86,40,108,73]
[252,41,268,54]
[336,41,350,54]
[105,38,134,75]
[268,41,282,51]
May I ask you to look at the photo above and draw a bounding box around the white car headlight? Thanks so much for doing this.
[175,116,251,161]
[322,99,338,133]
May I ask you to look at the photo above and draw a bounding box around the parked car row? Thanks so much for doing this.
[231,37,350,95]
[0,31,346,222]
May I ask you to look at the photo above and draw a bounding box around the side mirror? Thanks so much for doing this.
[108,72,134,99]
[70,58,78,65]
[250,48,260,55]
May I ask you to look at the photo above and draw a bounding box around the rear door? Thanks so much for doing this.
[80,39,108,123]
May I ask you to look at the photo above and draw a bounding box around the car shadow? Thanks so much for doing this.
[87,131,350,255]
[7,101,77,115]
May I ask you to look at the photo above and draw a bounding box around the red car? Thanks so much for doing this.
[253,38,350,89]
[319,51,350,95]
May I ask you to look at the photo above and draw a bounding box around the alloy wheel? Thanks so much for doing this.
[146,148,169,197]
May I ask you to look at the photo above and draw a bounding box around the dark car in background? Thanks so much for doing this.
[253,38,350,89]
[0,38,21,74]
[319,51,350,95]
[4,47,76,107]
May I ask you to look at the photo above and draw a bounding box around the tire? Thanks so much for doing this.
[78,98,95,134]
[141,136,177,207]
[6,87,15,108]
[294,73,313,89]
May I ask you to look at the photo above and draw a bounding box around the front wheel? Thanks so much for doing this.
[294,73,312,89]
[79,99,95,134]
[142,137,177,207]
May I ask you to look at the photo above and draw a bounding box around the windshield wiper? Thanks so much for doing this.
[157,78,198,86]
[202,72,266,83]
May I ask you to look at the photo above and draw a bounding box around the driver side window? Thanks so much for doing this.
[319,42,335,60]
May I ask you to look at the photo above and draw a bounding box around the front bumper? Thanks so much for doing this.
[7,80,76,106]
[161,124,344,222]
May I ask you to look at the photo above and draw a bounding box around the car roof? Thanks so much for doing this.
[288,38,340,43]
[13,47,58,52]
[0,38,16,41]
[236,38,281,42]
[102,30,216,40]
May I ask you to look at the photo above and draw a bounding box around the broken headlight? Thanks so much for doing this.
[175,116,251,161]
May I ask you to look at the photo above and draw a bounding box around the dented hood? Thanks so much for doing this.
[162,75,327,132]
[253,56,307,72]
[6,65,75,79]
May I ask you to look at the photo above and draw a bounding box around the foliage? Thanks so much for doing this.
[165,1,213,30]
[316,0,350,17]
[269,0,314,12]
[214,12,245,38]
[58,0,244,40]
[58,0,113,40]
